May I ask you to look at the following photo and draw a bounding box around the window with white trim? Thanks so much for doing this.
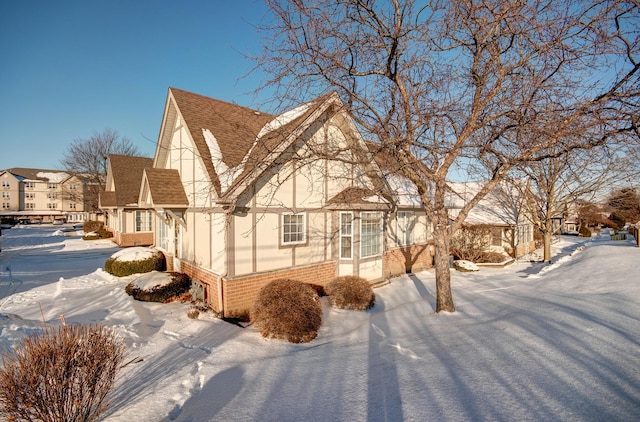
[397,211,415,246]
[2,192,9,199]
[25,192,35,200]
[340,212,353,259]
[361,212,383,257]
[25,202,35,209]
[48,183,56,189]
[157,212,170,250]
[25,182,35,189]
[2,203,9,209]
[281,213,306,245]
[69,203,76,209]
[2,181,9,188]
[135,210,152,232]
[47,203,57,209]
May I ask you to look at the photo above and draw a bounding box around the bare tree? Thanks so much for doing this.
[60,129,141,211]
[514,144,624,262]
[257,0,639,312]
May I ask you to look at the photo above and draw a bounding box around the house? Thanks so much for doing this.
[103,87,435,317]
[447,181,537,258]
[99,155,155,247]
[0,168,91,224]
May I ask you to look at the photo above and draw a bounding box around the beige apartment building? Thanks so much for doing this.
[0,168,92,224]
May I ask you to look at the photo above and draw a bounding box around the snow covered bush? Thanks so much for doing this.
[125,271,191,303]
[104,247,166,277]
[250,279,322,343]
[0,323,125,422]
[453,260,480,272]
[325,276,375,311]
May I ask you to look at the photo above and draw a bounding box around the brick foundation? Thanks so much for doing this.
[222,261,337,318]
[110,231,154,247]
[384,243,434,278]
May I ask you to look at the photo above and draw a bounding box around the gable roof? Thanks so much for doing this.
[164,87,338,199]
[102,154,153,207]
[141,168,189,208]
[447,181,526,226]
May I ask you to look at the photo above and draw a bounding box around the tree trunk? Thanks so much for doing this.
[543,230,552,262]
[433,224,455,313]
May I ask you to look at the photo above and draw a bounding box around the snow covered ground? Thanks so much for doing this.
[1,225,639,421]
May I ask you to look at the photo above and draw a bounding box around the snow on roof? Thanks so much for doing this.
[37,171,69,183]
[385,173,422,207]
[203,128,244,194]
[257,102,313,139]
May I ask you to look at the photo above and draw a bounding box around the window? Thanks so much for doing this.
[47,203,57,209]
[361,212,383,257]
[2,192,9,199]
[25,193,35,200]
[69,203,76,209]
[2,203,9,209]
[157,212,169,250]
[25,182,35,189]
[47,192,57,199]
[25,202,35,209]
[69,184,77,190]
[340,212,353,259]
[281,213,306,245]
[135,210,152,232]
[2,181,9,188]
[48,183,56,189]
[397,211,415,246]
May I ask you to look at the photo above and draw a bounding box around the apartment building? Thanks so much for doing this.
[0,168,91,224]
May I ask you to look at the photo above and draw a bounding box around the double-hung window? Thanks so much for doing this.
[339,212,353,259]
[135,210,152,232]
[281,213,306,245]
[397,211,415,246]
[361,212,383,257]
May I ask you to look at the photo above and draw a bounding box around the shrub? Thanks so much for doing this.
[325,276,375,311]
[475,251,509,263]
[105,249,166,277]
[578,226,592,238]
[83,220,104,233]
[125,272,191,303]
[0,324,125,422]
[250,279,322,343]
[450,224,493,261]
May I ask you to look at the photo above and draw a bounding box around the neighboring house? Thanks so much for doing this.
[99,155,155,247]
[104,87,434,317]
[447,181,537,258]
[0,168,91,224]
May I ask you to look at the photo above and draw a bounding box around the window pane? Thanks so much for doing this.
[282,213,305,245]
[361,212,382,257]
[340,213,352,259]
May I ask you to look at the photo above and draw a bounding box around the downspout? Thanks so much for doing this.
[217,199,236,318]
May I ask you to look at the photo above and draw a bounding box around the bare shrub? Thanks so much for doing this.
[325,276,375,311]
[125,272,191,303]
[0,323,125,422]
[450,224,492,262]
[476,251,510,264]
[250,279,322,343]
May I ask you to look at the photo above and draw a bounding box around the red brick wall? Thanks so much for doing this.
[384,243,434,278]
[222,261,337,318]
[177,260,222,315]
[514,240,537,258]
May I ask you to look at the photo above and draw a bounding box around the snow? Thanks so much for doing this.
[36,171,69,183]
[202,128,244,193]
[1,226,640,421]
[257,102,313,139]
[130,271,175,291]
[109,246,158,262]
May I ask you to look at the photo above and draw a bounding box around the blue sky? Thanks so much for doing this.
[0,0,272,170]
